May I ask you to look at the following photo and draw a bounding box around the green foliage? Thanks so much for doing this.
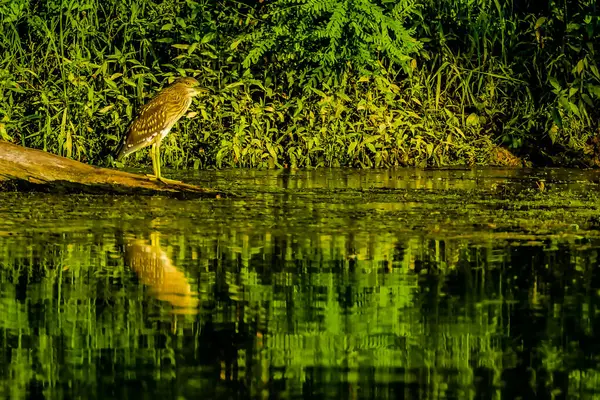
[238,0,422,75]
[1,0,600,169]
[530,5,600,151]
[413,0,600,162]
[0,0,222,164]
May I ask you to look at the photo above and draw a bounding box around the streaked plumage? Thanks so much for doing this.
[116,77,207,184]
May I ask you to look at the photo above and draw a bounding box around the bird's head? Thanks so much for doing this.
[172,77,210,97]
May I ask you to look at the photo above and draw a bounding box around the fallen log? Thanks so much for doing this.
[0,141,226,198]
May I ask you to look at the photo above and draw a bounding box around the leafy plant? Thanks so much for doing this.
[1,0,599,169]
[237,0,422,76]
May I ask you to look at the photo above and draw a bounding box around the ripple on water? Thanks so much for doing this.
[0,168,599,399]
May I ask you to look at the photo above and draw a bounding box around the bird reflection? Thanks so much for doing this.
[124,232,199,315]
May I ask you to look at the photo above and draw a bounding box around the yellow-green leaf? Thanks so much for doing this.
[347,141,358,155]
[535,17,547,29]
[266,142,277,160]
[123,77,136,87]
[576,59,585,74]
[98,105,114,114]
[466,113,479,126]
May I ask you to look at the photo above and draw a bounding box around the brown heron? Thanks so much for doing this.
[116,77,208,184]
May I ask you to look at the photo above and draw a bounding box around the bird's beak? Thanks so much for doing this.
[192,87,210,96]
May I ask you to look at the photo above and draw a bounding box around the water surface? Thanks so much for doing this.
[1,168,600,399]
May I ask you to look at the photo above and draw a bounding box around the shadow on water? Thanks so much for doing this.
[1,168,600,399]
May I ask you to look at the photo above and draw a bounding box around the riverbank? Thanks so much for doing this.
[1,1,598,169]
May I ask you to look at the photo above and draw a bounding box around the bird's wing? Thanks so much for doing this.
[117,90,186,159]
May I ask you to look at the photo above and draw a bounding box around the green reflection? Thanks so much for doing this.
[0,169,599,399]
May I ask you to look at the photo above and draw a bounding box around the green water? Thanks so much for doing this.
[1,168,600,399]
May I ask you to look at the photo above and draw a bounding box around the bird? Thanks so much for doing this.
[116,76,208,184]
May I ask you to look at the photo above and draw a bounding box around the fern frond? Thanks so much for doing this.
[238,0,421,75]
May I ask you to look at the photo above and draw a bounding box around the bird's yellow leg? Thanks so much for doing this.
[146,142,159,180]
[155,141,162,181]
[148,140,182,185]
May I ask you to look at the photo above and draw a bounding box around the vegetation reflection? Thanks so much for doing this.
[0,169,600,398]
